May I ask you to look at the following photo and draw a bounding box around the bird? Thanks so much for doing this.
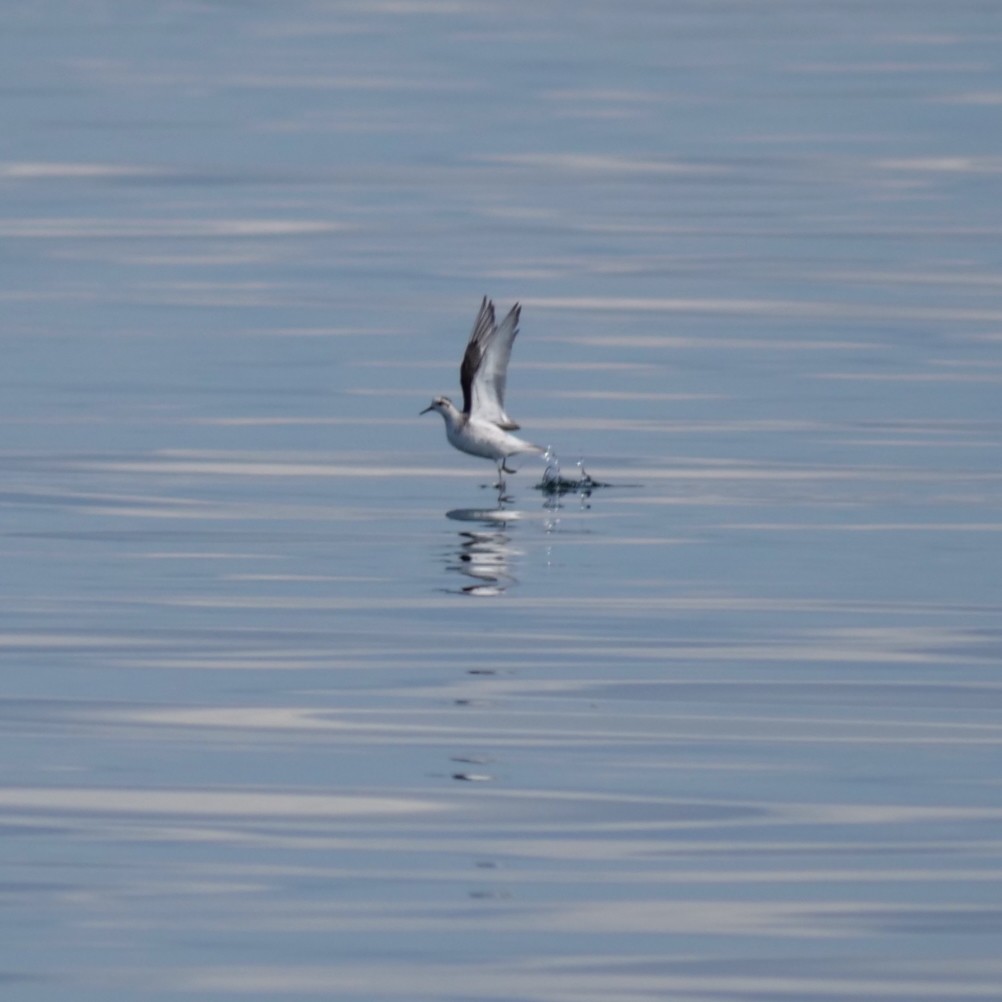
[421,296,543,491]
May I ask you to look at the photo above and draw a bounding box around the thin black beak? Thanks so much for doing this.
[419,404,434,415]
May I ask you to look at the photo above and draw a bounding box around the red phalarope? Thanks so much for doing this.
[421,297,543,491]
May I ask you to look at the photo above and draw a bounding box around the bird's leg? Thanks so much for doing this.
[501,460,516,474]
[494,459,507,494]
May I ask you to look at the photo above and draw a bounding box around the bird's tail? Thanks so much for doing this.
[518,442,546,457]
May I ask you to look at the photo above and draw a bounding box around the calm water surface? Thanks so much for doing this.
[3,2,1002,1000]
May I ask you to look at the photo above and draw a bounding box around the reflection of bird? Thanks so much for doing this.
[421,297,542,490]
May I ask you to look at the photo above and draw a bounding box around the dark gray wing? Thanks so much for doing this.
[460,296,494,416]
[460,298,521,429]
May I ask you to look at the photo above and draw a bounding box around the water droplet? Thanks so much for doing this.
[541,446,562,489]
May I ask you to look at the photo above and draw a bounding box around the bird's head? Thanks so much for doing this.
[420,396,453,417]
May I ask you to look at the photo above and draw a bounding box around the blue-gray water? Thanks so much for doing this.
[3,2,1002,999]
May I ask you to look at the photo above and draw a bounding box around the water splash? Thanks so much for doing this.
[536,447,605,497]
[542,445,561,486]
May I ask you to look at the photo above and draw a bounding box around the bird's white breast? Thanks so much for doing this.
[447,417,507,460]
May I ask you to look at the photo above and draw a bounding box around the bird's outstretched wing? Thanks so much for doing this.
[459,297,521,429]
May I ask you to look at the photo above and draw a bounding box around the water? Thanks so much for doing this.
[3,2,1002,999]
